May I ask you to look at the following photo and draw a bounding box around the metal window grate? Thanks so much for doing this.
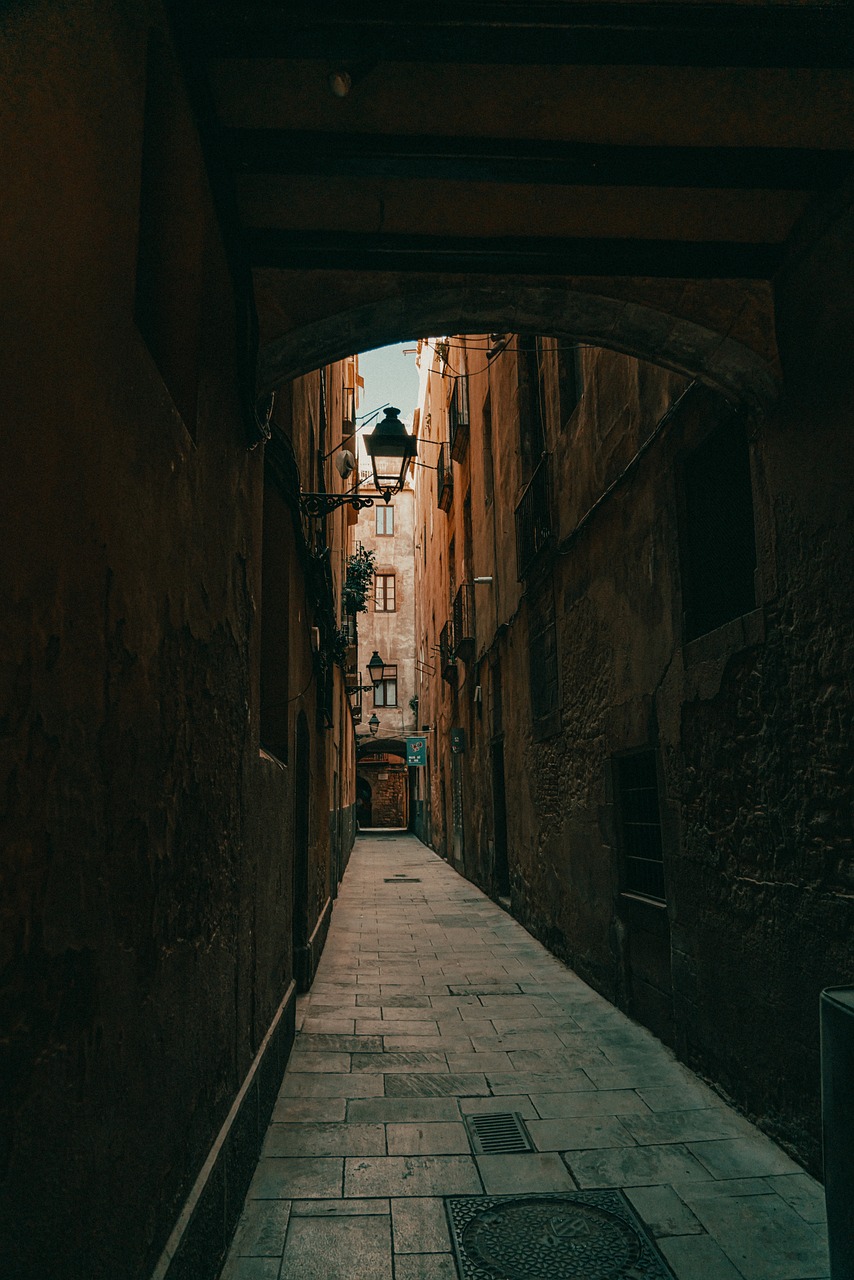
[616,751,665,902]
[465,1112,533,1154]
[682,415,756,641]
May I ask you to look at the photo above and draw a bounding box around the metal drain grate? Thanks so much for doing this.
[465,1112,533,1154]
[383,877,421,883]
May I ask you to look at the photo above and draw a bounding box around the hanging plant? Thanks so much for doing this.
[330,626,351,668]
[342,546,377,614]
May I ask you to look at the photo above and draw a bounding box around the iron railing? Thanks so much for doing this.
[437,443,454,511]
[348,683,363,723]
[439,620,457,682]
[514,453,553,579]
[453,583,475,662]
[449,375,470,462]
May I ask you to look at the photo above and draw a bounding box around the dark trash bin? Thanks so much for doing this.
[821,986,854,1280]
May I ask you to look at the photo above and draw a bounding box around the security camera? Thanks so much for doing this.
[335,449,356,479]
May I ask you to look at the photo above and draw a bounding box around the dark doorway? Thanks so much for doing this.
[356,776,372,829]
[490,738,510,898]
[293,712,310,987]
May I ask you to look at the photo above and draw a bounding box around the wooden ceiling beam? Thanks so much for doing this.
[224,131,853,191]
[207,62,854,151]
[244,230,784,279]
[189,3,854,68]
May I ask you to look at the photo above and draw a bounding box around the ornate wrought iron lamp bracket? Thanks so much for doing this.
[299,490,377,517]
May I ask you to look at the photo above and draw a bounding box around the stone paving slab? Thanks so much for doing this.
[344,1155,483,1197]
[391,1196,452,1252]
[278,1215,393,1280]
[220,834,829,1280]
[262,1123,386,1158]
[386,1122,471,1155]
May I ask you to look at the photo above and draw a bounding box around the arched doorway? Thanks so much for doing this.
[357,739,410,829]
[356,776,372,829]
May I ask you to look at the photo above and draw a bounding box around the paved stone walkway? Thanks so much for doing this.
[221,834,829,1280]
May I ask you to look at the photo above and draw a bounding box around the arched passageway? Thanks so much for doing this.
[257,282,780,410]
[1,6,852,1280]
[357,750,409,829]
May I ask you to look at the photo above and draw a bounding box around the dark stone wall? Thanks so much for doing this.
[418,331,852,1173]
[0,6,342,1277]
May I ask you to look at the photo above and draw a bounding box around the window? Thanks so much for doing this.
[259,480,291,762]
[681,415,757,641]
[527,574,560,738]
[558,344,583,428]
[449,375,470,461]
[615,750,666,902]
[374,573,396,612]
[376,505,394,536]
[481,390,495,507]
[518,336,546,476]
[373,665,398,707]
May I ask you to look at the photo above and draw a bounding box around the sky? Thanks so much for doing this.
[356,342,421,430]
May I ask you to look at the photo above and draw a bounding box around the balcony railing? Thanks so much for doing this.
[437,443,454,512]
[514,453,553,579]
[348,684,363,723]
[452,583,475,662]
[439,620,457,683]
[341,610,358,682]
[449,375,470,462]
[342,609,357,647]
[343,384,356,431]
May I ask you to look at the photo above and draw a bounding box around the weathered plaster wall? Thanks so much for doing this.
[414,329,853,1172]
[354,485,418,742]
[0,7,351,1277]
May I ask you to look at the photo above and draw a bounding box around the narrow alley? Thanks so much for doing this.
[4,8,853,1278]
[221,834,829,1280]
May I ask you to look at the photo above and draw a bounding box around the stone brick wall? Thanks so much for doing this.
[414,331,853,1174]
[358,765,408,827]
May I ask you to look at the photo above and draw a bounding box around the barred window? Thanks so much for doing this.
[681,416,756,641]
[616,750,666,902]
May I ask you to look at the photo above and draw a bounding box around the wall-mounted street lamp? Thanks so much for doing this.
[368,713,380,736]
[366,650,389,687]
[349,651,392,721]
[300,407,417,518]
[363,407,418,501]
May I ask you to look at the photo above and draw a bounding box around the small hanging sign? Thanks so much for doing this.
[407,737,427,766]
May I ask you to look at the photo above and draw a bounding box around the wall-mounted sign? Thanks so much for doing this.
[450,728,466,754]
[407,737,427,766]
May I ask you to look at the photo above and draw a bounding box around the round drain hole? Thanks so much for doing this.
[461,1195,643,1279]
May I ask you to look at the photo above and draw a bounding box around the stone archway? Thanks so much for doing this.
[257,281,780,411]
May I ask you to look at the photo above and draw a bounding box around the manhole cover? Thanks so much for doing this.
[446,1192,674,1280]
